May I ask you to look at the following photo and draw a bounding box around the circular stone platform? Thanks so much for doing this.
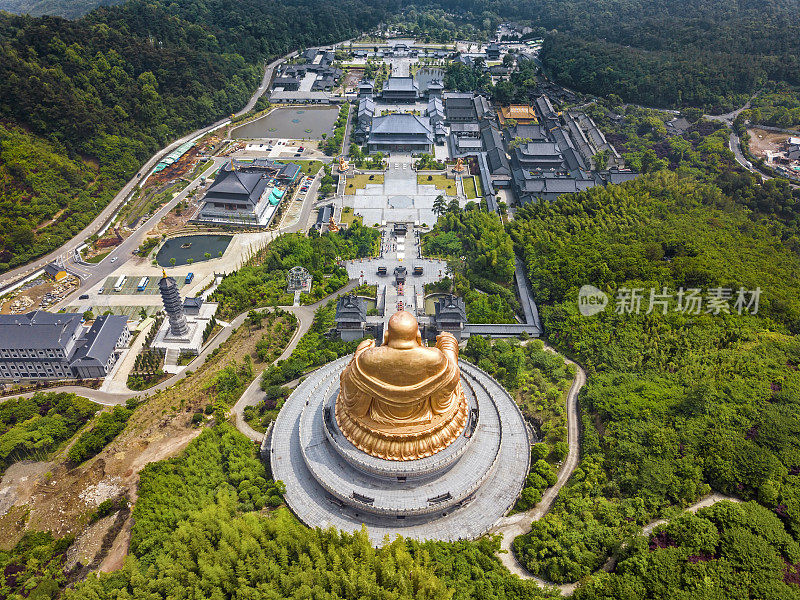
[270,355,530,544]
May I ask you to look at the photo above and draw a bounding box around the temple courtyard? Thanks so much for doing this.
[345,154,468,227]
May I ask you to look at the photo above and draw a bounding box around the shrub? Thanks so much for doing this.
[67,406,132,464]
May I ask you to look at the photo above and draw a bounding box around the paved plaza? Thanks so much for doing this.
[270,355,530,544]
[345,225,447,324]
[348,154,466,226]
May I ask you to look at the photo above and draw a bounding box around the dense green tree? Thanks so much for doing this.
[0,392,98,474]
[509,170,800,587]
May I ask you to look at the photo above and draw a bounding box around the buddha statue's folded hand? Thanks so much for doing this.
[435,331,459,362]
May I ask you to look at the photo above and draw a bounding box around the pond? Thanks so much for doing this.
[155,234,233,267]
[415,68,445,93]
[231,107,340,140]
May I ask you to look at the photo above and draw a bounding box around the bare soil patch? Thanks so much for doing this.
[0,314,295,563]
[747,127,790,158]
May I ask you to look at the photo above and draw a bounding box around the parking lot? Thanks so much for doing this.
[99,276,187,296]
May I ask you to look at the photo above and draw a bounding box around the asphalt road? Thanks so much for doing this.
[54,157,228,308]
[0,51,294,291]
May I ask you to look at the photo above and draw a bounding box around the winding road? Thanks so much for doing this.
[488,348,585,592]
[0,50,295,294]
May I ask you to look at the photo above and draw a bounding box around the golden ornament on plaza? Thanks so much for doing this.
[335,311,467,461]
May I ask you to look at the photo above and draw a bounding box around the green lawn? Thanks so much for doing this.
[279,160,323,176]
[463,177,477,199]
[418,174,456,196]
[84,250,111,264]
[344,173,384,192]
[340,206,355,226]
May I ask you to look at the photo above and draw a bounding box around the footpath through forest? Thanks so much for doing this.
[488,345,740,595]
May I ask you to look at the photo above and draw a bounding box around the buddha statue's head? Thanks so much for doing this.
[383,310,422,349]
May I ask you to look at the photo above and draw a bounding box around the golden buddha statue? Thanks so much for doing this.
[335,311,467,461]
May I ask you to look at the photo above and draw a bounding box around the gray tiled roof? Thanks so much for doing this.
[71,315,127,367]
[446,107,477,121]
[370,114,432,136]
[316,204,333,226]
[434,295,466,324]
[519,142,561,156]
[0,311,82,350]
[444,93,475,108]
[336,295,367,323]
[450,122,480,133]
[506,124,547,141]
[456,138,483,150]
[486,147,511,175]
[204,163,271,207]
[480,121,503,151]
[383,77,418,92]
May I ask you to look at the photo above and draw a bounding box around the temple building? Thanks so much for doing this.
[503,93,638,204]
[380,76,418,103]
[70,315,132,379]
[334,295,368,341]
[358,79,375,98]
[444,92,478,124]
[354,97,376,144]
[194,159,299,227]
[434,295,467,340]
[426,79,444,99]
[367,114,433,153]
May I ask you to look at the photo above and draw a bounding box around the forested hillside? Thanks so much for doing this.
[0,0,122,18]
[56,423,555,600]
[507,172,800,594]
[431,0,800,112]
[423,205,520,323]
[0,0,394,271]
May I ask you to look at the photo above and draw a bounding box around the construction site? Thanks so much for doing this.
[747,127,800,181]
